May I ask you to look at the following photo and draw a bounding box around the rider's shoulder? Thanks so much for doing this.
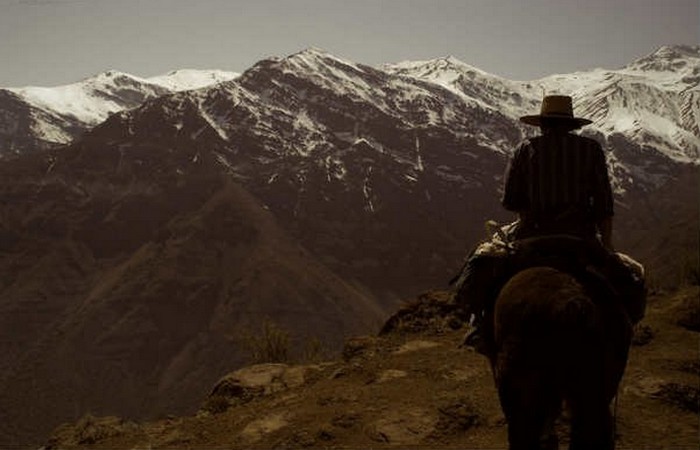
[570,133,604,149]
[513,137,537,153]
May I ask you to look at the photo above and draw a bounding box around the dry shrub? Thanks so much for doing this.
[239,318,290,363]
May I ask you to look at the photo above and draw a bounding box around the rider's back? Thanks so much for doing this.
[502,132,613,240]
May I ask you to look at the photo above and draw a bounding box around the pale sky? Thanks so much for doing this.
[1,0,698,87]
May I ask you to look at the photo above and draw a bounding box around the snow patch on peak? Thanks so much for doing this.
[623,45,700,81]
[147,69,240,92]
[276,48,375,101]
[4,68,240,134]
[286,48,365,72]
[295,46,333,57]
[648,45,700,60]
[8,83,127,125]
[386,55,488,77]
[92,70,132,81]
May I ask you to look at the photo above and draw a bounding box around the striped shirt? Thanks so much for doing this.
[502,132,614,237]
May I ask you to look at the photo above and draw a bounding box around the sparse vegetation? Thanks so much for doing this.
[301,336,329,363]
[233,318,336,364]
[239,318,291,364]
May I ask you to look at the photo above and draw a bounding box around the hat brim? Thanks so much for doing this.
[520,114,592,128]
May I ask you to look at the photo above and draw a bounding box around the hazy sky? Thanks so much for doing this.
[1,0,698,87]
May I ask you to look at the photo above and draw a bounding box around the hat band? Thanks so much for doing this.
[541,111,574,118]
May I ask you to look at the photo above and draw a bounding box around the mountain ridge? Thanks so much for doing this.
[0,44,697,447]
[0,69,239,156]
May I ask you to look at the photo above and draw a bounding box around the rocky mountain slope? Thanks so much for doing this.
[46,286,699,449]
[1,45,698,447]
[79,45,698,294]
[0,140,385,446]
[385,45,699,187]
[0,69,239,156]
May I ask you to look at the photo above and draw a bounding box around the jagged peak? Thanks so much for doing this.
[294,46,333,57]
[284,47,361,70]
[435,55,481,70]
[88,70,144,83]
[649,44,700,59]
[626,44,700,72]
[386,55,486,73]
[382,55,496,84]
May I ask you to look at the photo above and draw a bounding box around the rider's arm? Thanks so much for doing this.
[502,142,529,212]
[590,143,614,250]
[598,215,614,251]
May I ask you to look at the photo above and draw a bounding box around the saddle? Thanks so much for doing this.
[455,233,646,340]
[511,235,645,324]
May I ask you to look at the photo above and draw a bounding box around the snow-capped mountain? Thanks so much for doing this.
[386,45,699,159]
[33,45,698,294]
[384,45,699,190]
[1,45,697,447]
[383,55,540,121]
[146,69,242,91]
[0,69,239,155]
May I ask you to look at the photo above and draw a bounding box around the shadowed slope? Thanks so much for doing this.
[0,142,385,447]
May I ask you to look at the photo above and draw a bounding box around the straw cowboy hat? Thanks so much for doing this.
[520,95,592,128]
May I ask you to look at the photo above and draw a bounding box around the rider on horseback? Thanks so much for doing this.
[456,95,645,356]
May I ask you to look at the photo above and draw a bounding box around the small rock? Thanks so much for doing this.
[342,336,377,361]
[631,323,654,346]
[444,368,476,382]
[288,430,315,448]
[489,415,508,427]
[380,290,459,335]
[208,363,312,404]
[434,399,481,436]
[48,415,136,447]
[201,395,231,414]
[316,427,335,441]
[369,407,437,444]
[394,340,441,354]
[240,413,288,443]
[331,412,360,429]
[376,369,408,383]
[654,383,700,413]
[628,376,665,397]
[328,367,347,379]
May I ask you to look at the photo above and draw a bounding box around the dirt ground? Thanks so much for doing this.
[47,287,699,449]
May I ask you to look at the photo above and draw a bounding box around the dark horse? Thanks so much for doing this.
[490,266,633,450]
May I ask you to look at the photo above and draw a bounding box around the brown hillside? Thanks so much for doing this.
[0,143,386,447]
[47,287,699,449]
[616,165,699,289]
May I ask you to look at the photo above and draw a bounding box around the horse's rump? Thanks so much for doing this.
[492,266,633,449]
[493,267,605,382]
